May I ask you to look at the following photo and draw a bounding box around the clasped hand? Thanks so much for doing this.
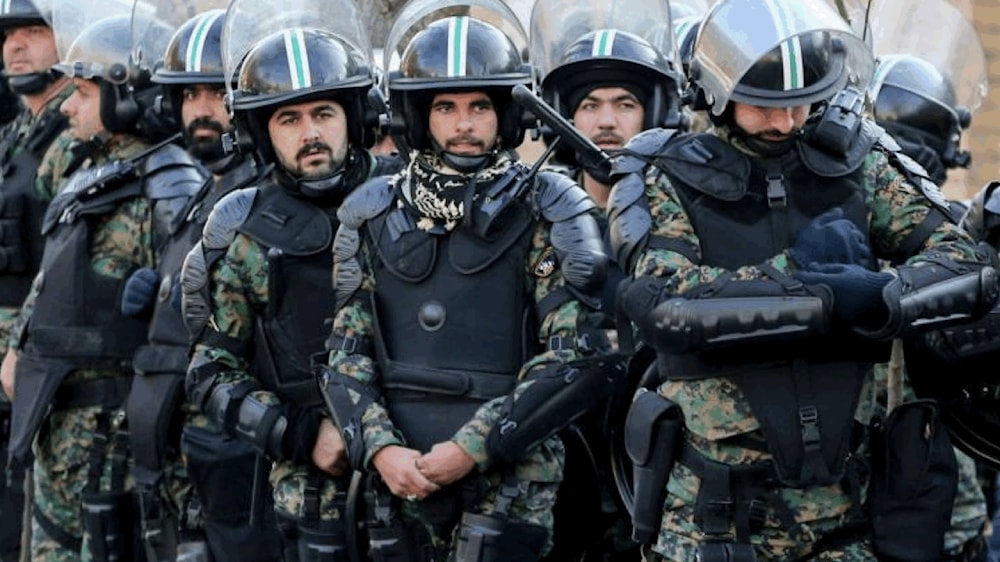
[372,442,476,501]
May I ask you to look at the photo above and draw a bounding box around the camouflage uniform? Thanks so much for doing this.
[324,151,606,560]
[0,83,74,355]
[8,136,196,562]
[0,83,73,562]
[616,125,989,562]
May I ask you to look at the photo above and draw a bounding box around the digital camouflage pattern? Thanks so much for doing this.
[0,83,74,356]
[632,134,985,561]
[10,135,159,561]
[326,159,592,557]
[186,230,348,523]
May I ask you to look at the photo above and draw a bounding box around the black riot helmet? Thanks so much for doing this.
[231,27,376,196]
[152,10,226,127]
[690,0,873,116]
[0,0,62,95]
[871,54,971,178]
[55,14,146,134]
[542,29,683,130]
[388,16,532,154]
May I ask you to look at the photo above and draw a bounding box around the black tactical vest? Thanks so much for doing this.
[238,183,337,408]
[661,132,875,488]
[366,184,536,452]
[0,107,68,307]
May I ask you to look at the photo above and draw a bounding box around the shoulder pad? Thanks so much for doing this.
[140,143,210,200]
[870,122,902,152]
[797,118,879,178]
[608,172,652,270]
[535,170,595,223]
[884,150,952,215]
[982,181,1000,216]
[612,127,679,175]
[661,133,750,201]
[338,175,395,230]
[202,186,258,250]
[551,213,609,295]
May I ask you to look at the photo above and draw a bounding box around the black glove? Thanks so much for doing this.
[121,267,160,317]
[790,208,872,268]
[795,263,893,326]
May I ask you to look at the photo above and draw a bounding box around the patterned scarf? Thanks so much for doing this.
[398,150,516,232]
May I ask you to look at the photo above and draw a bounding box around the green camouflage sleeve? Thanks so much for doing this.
[450,219,590,470]
[865,151,981,263]
[188,234,275,404]
[632,170,796,293]
[326,230,405,468]
[34,130,78,201]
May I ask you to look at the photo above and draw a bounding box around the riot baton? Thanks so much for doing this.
[511,84,613,182]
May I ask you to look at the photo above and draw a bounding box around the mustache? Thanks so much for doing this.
[297,141,332,159]
[591,132,626,145]
[446,135,486,149]
[186,118,226,137]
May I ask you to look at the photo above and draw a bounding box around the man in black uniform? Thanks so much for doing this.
[181,5,402,558]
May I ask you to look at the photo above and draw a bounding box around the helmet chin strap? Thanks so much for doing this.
[430,138,496,173]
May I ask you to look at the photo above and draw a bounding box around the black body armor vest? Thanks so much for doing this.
[240,183,337,408]
[661,132,877,487]
[366,176,536,453]
[0,107,68,306]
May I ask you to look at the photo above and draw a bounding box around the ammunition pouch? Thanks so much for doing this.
[624,389,684,545]
[485,356,628,465]
[83,490,138,562]
[865,266,999,340]
[643,296,829,354]
[869,400,958,562]
[453,512,548,562]
[362,478,425,562]
[297,520,348,562]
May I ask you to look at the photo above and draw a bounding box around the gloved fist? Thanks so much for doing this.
[121,266,160,317]
[795,263,893,326]
[791,208,872,268]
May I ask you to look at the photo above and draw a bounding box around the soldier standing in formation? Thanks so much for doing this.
[180,2,403,558]
[611,0,998,560]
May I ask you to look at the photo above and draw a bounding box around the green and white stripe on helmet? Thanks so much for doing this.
[446,16,469,77]
[762,0,804,91]
[283,28,313,90]
[185,11,223,72]
[591,29,617,57]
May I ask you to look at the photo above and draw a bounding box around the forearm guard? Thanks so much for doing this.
[863,264,999,340]
[485,355,627,465]
[202,381,287,460]
[643,296,829,354]
[319,367,381,471]
[918,303,1000,362]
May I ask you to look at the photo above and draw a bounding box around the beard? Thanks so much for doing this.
[184,118,228,163]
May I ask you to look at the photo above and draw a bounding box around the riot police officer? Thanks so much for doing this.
[320,1,613,560]
[116,4,283,561]
[0,0,207,558]
[0,0,74,557]
[181,1,402,559]
[609,0,998,560]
